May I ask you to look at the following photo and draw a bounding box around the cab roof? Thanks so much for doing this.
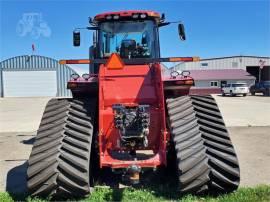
[94,10,161,22]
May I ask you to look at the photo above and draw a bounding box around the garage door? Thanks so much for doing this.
[3,71,57,97]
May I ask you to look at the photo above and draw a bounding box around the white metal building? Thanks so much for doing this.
[174,56,270,82]
[175,56,270,70]
[0,55,77,97]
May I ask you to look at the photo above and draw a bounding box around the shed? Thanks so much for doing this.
[0,55,77,97]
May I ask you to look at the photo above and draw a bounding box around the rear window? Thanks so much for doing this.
[232,84,247,87]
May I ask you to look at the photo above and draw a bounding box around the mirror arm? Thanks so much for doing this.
[158,20,182,28]
[158,22,171,28]
[74,27,99,31]
[87,26,99,30]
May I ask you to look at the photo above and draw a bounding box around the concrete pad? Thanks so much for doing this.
[0,132,35,192]
[229,126,270,186]
[213,95,270,127]
[0,96,269,133]
[1,127,270,193]
[0,97,51,132]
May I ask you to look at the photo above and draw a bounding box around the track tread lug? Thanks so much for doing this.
[27,98,96,198]
[167,95,240,194]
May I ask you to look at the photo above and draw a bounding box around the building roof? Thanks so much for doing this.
[0,55,76,71]
[201,55,270,61]
[189,69,256,80]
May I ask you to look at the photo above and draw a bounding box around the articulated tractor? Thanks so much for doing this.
[27,10,240,198]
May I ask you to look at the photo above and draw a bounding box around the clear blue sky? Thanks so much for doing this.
[1,0,270,63]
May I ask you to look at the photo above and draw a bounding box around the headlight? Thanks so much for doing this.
[71,73,80,80]
[82,73,90,80]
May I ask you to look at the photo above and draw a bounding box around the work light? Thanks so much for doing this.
[113,15,120,20]
[106,15,112,20]
[132,14,139,19]
[82,73,90,80]
[140,14,147,18]
[70,73,80,80]
[181,70,190,77]
[170,70,180,78]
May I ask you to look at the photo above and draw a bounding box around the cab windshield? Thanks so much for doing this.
[99,20,155,58]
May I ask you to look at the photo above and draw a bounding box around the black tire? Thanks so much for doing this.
[190,95,240,193]
[222,93,225,97]
[265,88,270,96]
[243,94,247,97]
[166,96,210,194]
[27,98,96,198]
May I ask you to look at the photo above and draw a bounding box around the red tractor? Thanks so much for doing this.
[27,10,240,198]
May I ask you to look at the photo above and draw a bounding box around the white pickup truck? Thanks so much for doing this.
[222,83,249,96]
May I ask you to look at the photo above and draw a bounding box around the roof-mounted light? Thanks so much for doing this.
[71,73,80,80]
[113,15,120,20]
[106,15,112,20]
[140,13,147,19]
[132,13,139,19]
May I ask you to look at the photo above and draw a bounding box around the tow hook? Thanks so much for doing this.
[122,165,141,185]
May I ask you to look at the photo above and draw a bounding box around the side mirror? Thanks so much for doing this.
[141,36,147,45]
[178,23,186,41]
[73,31,80,46]
[93,32,97,47]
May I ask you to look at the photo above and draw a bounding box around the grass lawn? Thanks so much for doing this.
[0,185,270,202]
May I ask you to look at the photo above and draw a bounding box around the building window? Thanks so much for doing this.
[232,62,238,68]
[201,63,208,67]
[210,81,219,87]
[221,80,227,87]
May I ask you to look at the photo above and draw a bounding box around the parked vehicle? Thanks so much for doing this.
[250,81,270,96]
[222,83,249,96]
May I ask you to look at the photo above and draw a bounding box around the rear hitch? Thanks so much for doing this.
[122,165,141,185]
[112,104,150,148]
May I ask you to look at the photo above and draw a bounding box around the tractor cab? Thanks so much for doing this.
[94,11,161,59]
[71,11,188,73]
[98,19,157,59]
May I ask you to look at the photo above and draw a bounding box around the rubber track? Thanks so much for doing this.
[27,98,96,198]
[190,95,240,193]
[166,96,210,194]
